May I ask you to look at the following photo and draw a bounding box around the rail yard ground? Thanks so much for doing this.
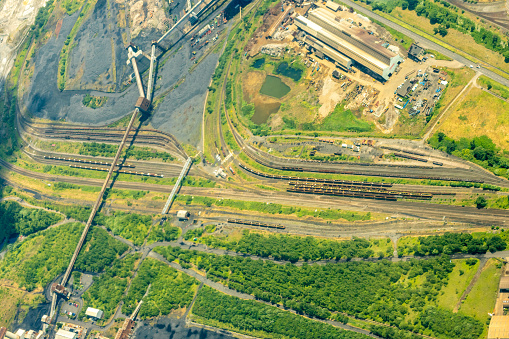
[2,0,509,337]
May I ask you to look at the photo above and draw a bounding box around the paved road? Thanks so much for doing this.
[338,0,509,87]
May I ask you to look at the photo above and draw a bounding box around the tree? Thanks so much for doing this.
[475,196,488,209]
[434,25,448,37]
[407,0,419,10]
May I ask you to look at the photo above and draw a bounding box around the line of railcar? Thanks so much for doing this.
[238,163,392,188]
[69,164,163,177]
[288,183,433,200]
[227,218,285,229]
[43,155,134,168]
[381,145,426,157]
[393,152,428,163]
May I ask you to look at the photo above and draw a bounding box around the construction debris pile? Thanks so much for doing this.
[260,44,287,57]
[128,0,169,38]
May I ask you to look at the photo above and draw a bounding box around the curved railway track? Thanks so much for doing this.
[19,114,188,159]
[221,95,508,185]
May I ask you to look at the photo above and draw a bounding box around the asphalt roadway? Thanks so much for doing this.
[339,0,509,87]
[2,158,509,226]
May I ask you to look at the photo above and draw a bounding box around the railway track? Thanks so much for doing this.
[218,91,509,185]
[19,115,187,159]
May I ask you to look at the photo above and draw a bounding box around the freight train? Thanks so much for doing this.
[69,165,163,177]
[44,155,134,168]
[238,163,392,188]
[227,218,285,229]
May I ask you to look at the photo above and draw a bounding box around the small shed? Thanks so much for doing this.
[85,307,104,319]
[177,210,190,220]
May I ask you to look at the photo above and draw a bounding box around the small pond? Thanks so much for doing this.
[259,75,290,99]
[251,58,265,69]
[275,61,303,81]
[251,101,281,125]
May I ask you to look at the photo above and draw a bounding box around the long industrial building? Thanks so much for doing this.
[295,7,403,80]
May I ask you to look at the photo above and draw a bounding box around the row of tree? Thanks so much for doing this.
[200,230,385,262]
[193,286,372,339]
[398,232,507,256]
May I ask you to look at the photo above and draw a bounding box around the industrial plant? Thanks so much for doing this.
[295,7,403,80]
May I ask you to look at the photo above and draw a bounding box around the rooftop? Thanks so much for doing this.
[488,315,509,339]
[500,276,509,290]
[309,8,397,60]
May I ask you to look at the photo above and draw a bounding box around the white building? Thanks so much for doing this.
[85,307,104,319]
[55,329,77,339]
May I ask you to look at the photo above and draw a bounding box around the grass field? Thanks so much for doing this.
[436,259,479,310]
[459,259,502,330]
[477,76,509,100]
[320,104,374,132]
[437,88,509,152]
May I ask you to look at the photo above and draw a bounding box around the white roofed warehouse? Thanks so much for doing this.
[55,329,78,339]
[294,7,403,80]
[85,307,104,319]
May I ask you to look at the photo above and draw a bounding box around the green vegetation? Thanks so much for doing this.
[122,258,199,318]
[82,94,108,109]
[200,230,393,261]
[283,103,374,133]
[460,259,502,326]
[0,201,62,244]
[30,202,156,246]
[397,232,508,256]
[80,254,140,324]
[146,221,181,244]
[436,259,479,310]
[58,0,97,90]
[192,286,372,339]
[175,195,374,221]
[78,142,175,162]
[61,0,86,15]
[103,212,152,246]
[0,223,128,291]
[155,246,483,339]
[429,133,509,178]
[477,75,509,99]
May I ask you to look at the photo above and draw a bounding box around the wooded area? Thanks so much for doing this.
[146,221,180,244]
[429,133,509,179]
[122,258,199,318]
[200,230,390,261]
[80,254,140,324]
[0,201,62,245]
[192,286,372,339]
[154,246,483,339]
[0,223,128,291]
[398,232,507,256]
